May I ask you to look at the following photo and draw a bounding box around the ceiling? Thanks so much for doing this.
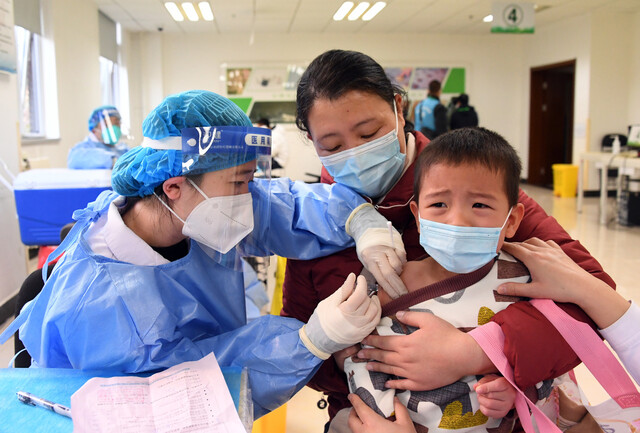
[94,0,640,35]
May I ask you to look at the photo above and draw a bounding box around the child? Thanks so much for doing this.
[343,127,552,433]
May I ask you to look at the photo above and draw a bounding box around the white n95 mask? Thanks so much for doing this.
[156,179,254,254]
[418,208,512,274]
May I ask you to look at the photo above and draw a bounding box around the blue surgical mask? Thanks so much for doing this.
[418,208,513,274]
[318,103,406,199]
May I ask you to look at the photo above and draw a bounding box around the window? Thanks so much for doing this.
[99,14,130,136]
[15,26,45,137]
[14,0,57,139]
[100,56,120,107]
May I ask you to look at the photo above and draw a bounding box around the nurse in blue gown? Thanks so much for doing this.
[67,106,129,169]
[2,90,407,417]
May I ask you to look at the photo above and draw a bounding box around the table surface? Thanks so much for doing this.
[580,151,640,164]
[578,151,640,224]
[0,366,245,432]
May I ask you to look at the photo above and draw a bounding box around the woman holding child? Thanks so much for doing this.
[281,49,616,432]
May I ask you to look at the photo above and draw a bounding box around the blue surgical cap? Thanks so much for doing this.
[142,90,251,139]
[112,90,257,197]
[88,105,120,131]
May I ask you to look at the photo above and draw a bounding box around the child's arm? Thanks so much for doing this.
[474,375,516,419]
[347,394,417,433]
[498,239,630,329]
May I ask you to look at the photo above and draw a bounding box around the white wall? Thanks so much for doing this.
[125,32,165,144]
[627,12,640,126]
[0,15,28,313]
[589,11,632,152]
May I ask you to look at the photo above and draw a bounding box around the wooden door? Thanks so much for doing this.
[528,61,575,187]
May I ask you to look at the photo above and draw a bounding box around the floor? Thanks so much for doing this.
[1,184,639,432]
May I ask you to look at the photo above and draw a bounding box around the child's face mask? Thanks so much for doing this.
[418,207,513,274]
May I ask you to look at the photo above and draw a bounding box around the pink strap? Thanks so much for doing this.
[529,299,640,408]
[471,299,640,433]
[470,322,561,433]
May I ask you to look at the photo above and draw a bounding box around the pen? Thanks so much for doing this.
[17,391,72,419]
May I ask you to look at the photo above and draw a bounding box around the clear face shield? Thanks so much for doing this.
[180,126,272,270]
[98,109,122,145]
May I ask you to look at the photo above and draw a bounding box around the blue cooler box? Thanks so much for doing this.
[13,168,112,245]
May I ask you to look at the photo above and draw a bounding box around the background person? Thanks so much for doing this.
[1,90,407,418]
[281,49,616,431]
[67,105,129,169]
[413,79,447,139]
[449,93,479,130]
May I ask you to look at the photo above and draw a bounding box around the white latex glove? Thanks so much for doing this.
[300,273,381,360]
[357,233,407,299]
[346,204,408,299]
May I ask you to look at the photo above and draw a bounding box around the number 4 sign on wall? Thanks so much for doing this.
[491,2,535,34]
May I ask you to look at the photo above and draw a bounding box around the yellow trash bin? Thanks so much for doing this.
[552,164,579,198]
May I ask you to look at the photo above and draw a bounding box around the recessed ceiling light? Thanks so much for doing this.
[334,2,354,21]
[164,2,184,21]
[483,14,493,23]
[198,2,214,21]
[362,2,385,21]
[181,2,199,21]
[348,2,370,21]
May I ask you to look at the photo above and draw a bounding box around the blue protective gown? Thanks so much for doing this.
[242,259,269,322]
[2,177,363,418]
[67,134,129,169]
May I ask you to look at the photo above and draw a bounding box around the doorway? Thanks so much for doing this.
[528,60,575,188]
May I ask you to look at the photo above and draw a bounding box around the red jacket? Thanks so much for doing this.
[281,131,615,420]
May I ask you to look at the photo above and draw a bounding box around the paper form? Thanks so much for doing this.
[70,353,246,433]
